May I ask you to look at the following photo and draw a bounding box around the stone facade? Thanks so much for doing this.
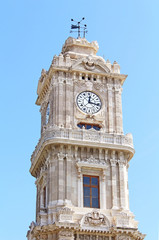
[27,37,145,240]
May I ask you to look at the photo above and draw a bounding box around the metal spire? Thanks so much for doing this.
[70,17,88,38]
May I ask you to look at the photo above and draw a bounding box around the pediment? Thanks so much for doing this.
[71,56,110,74]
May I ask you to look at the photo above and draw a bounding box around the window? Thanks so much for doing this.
[46,102,50,124]
[43,186,46,208]
[83,175,99,208]
[77,123,101,131]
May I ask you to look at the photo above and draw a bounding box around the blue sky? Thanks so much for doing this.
[0,1,158,239]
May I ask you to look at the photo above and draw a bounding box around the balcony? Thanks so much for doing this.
[31,126,134,165]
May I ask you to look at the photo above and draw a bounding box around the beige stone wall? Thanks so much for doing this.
[34,145,131,226]
[40,71,124,135]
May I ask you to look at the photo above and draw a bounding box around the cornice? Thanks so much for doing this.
[36,65,127,105]
[28,223,146,240]
[30,127,135,177]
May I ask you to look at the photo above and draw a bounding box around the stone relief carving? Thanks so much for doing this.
[59,230,73,237]
[116,211,130,227]
[93,83,105,92]
[84,132,100,141]
[58,207,73,215]
[78,235,109,240]
[85,80,93,90]
[83,56,95,70]
[57,207,74,222]
[77,155,107,165]
[118,236,130,240]
[82,210,110,227]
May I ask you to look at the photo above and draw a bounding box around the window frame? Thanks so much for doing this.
[83,175,100,208]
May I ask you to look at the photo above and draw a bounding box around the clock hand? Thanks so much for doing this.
[89,101,100,106]
[88,96,91,103]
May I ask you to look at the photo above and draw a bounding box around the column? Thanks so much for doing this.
[125,161,129,210]
[118,152,126,209]
[107,82,113,133]
[77,166,82,207]
[65,73,72,128]
[65,147,72,205]
[40,187,44,208]
[101,169,106,209]
[50,76,55,126]
[114,86,120,134]
[110,153,118,209]
[48,147,55,207]
[116,87,123,134]
[58,72,64,127]
[57,150,64,205]
[54,77,58,126]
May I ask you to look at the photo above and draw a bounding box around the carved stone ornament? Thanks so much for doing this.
[77,155,107,165]
[41,234,48,240]
[116,211,130,227]
[94,82,105,92]
[84,132,100,141]
[57,207,74,222]
[29,221,36,232]
[83,210,110,227]
[58,207,73,215]
[59,230,73,237]
[118,235,130,240]
[83,56,95,70]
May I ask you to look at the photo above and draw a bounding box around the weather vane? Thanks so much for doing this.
[70,17,88,38]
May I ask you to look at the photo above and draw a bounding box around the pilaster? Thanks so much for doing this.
[65,73,72,128]
[118,152,127,209]
[65,146,73,205]
[57,146,65,205]
[58,72,64,127]
[110,151,118,209]
[107,81,113,133]
[77,166,82,207]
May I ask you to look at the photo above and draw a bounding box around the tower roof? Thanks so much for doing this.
[62,37,99,58]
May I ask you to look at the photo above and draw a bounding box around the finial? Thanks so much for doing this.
[70,17,88,38]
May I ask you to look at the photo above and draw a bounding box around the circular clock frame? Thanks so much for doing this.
[76,91,102,114]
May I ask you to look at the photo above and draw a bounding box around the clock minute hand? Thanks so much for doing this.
[89,101,100,106]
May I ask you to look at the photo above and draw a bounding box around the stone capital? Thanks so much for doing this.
[110,159,118,166]
[57,152,65,160]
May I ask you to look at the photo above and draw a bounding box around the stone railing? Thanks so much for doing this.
[31,127,134,164]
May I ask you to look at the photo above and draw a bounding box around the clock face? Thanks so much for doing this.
[76,91,102,114]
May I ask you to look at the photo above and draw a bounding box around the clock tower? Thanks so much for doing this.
[27,37,145,240]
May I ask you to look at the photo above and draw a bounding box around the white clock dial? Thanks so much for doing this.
[76,91,102,114]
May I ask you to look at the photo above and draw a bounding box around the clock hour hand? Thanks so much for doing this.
[88,96,91,103]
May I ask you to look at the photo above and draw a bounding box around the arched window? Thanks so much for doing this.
[77,123,101,131]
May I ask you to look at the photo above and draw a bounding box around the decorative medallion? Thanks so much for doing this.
[82,210,110,227]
